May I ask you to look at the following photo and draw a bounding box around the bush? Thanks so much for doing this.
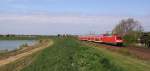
[20,43,28,48]
[123,34,138,46]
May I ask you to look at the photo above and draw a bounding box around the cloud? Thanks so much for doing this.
[0,13,149,35]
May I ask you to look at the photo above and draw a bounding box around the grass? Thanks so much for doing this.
[21,37,150,71]
[94,47,150,71]
[1,37,150,71]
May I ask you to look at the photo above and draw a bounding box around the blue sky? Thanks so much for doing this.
[1,0,150,15]
[0,0,150,35]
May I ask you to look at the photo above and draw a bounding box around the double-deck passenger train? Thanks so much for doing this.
[79,34,123,46]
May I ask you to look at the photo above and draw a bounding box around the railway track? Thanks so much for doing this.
[82,41,150,60]
[83,41,124,48]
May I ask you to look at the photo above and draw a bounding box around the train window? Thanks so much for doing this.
[116,37,122,40]
[95,38,99,41]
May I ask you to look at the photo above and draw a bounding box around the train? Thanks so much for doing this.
[78,34,123,46]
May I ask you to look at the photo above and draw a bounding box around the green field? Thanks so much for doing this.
[1,37,150,71]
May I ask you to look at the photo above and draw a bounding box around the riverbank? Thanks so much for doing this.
[0,39,53,68]
[0,35,38,40]
[0,40,35,52]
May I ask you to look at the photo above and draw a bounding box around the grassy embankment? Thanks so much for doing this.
[20,37,150,71]
[0,37,150,71]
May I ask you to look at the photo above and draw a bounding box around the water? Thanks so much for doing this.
[0,40,35,51]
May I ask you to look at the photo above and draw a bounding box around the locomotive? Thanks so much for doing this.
[79,34,123,46]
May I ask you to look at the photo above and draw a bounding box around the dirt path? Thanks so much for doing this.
[0,40,53,67]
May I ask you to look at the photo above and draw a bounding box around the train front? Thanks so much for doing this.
[115,36,124,46]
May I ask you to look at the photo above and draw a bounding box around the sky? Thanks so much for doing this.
[0,0,150,35]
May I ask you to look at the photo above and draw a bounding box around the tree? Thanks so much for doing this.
[112,18,144,44]
[112,18,143,36]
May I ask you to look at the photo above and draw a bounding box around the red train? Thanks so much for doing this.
[79,34,123,46]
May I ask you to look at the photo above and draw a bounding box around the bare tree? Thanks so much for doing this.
[112,18,143,36]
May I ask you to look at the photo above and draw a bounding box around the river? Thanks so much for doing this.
[0,40,35,51]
